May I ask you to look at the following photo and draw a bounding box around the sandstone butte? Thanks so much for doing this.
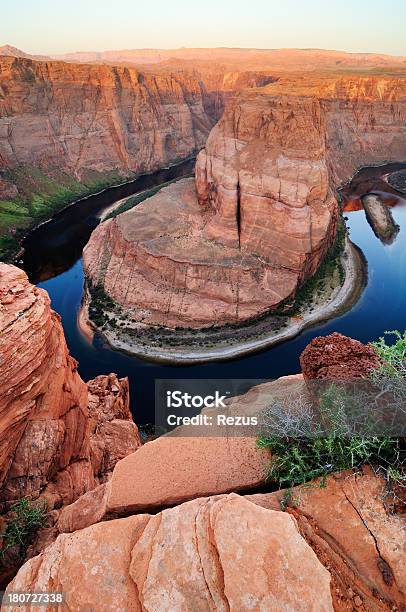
[0,263,141,513]
[83,74,406,330]
[0,54,273,199]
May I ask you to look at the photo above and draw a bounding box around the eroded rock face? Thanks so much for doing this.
[0,56,271,199]
[300,332,379,380]
[0,263,89,507]
[83,177,300,327]
[87,374,141,482]
[0,264,140,510]
[251,468,406,610]
[6,494,333,611]
[84,75,406,329]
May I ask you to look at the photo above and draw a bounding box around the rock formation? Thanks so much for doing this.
[6,494,333,611]
[6,471,406,611]
[26,375,303,539]
[362,194,400,244]
[388,169,406,194]
[300,332,380,380]
[250,468,406,610]
[84,75,406,331]
[0,263,140,511]
[0,55,271,201]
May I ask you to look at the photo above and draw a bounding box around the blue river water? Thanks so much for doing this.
[24,164,406,423]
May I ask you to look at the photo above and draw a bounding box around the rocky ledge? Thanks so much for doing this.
[7,468,406,611]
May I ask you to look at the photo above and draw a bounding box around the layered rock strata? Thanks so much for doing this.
[0,55,272,199]
[0,264,140,510]
[85,75,406,329]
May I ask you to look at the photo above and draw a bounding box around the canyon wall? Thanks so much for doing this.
[84,74,406,330]
[0,56,272,200]
[0,263,140,511]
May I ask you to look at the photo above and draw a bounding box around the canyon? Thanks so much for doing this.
[0,54,272,199]
[0,45,406,609]
[0,52,272,259]
[83,74,406,341]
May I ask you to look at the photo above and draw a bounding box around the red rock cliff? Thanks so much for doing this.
[0,264,140,510]
[0,56,271,198]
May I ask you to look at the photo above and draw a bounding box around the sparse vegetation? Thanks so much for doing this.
[1,498,47,559]
[274,220,346,317]
[88,282,119,328]
[258,331,406,501]
[371,330,406,377]
[0,165,128,261]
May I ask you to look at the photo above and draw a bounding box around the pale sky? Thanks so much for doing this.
[1,0,405,56]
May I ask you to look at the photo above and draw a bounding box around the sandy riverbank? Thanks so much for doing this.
[79,238,366,364]
[77,286,95,343]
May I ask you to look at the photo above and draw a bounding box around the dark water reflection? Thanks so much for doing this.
[23,163,406,423]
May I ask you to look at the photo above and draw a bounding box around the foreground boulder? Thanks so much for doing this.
[8,469,405,610]
[54,436,270,532]
[6,494,333,611]
[55,375,305,534]
[300,332,379,380]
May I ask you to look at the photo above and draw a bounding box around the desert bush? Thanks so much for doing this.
[1,498,47,559]
[258,331,406,495]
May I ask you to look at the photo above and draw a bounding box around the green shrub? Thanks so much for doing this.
[1,498,47,559]
[258,431,401,489]
[258,330,406,494]
[371,330,406,377]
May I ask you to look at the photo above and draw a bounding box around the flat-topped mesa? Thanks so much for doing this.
[83,74,406,331]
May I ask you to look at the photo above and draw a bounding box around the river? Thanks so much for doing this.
[21,161,406,424]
